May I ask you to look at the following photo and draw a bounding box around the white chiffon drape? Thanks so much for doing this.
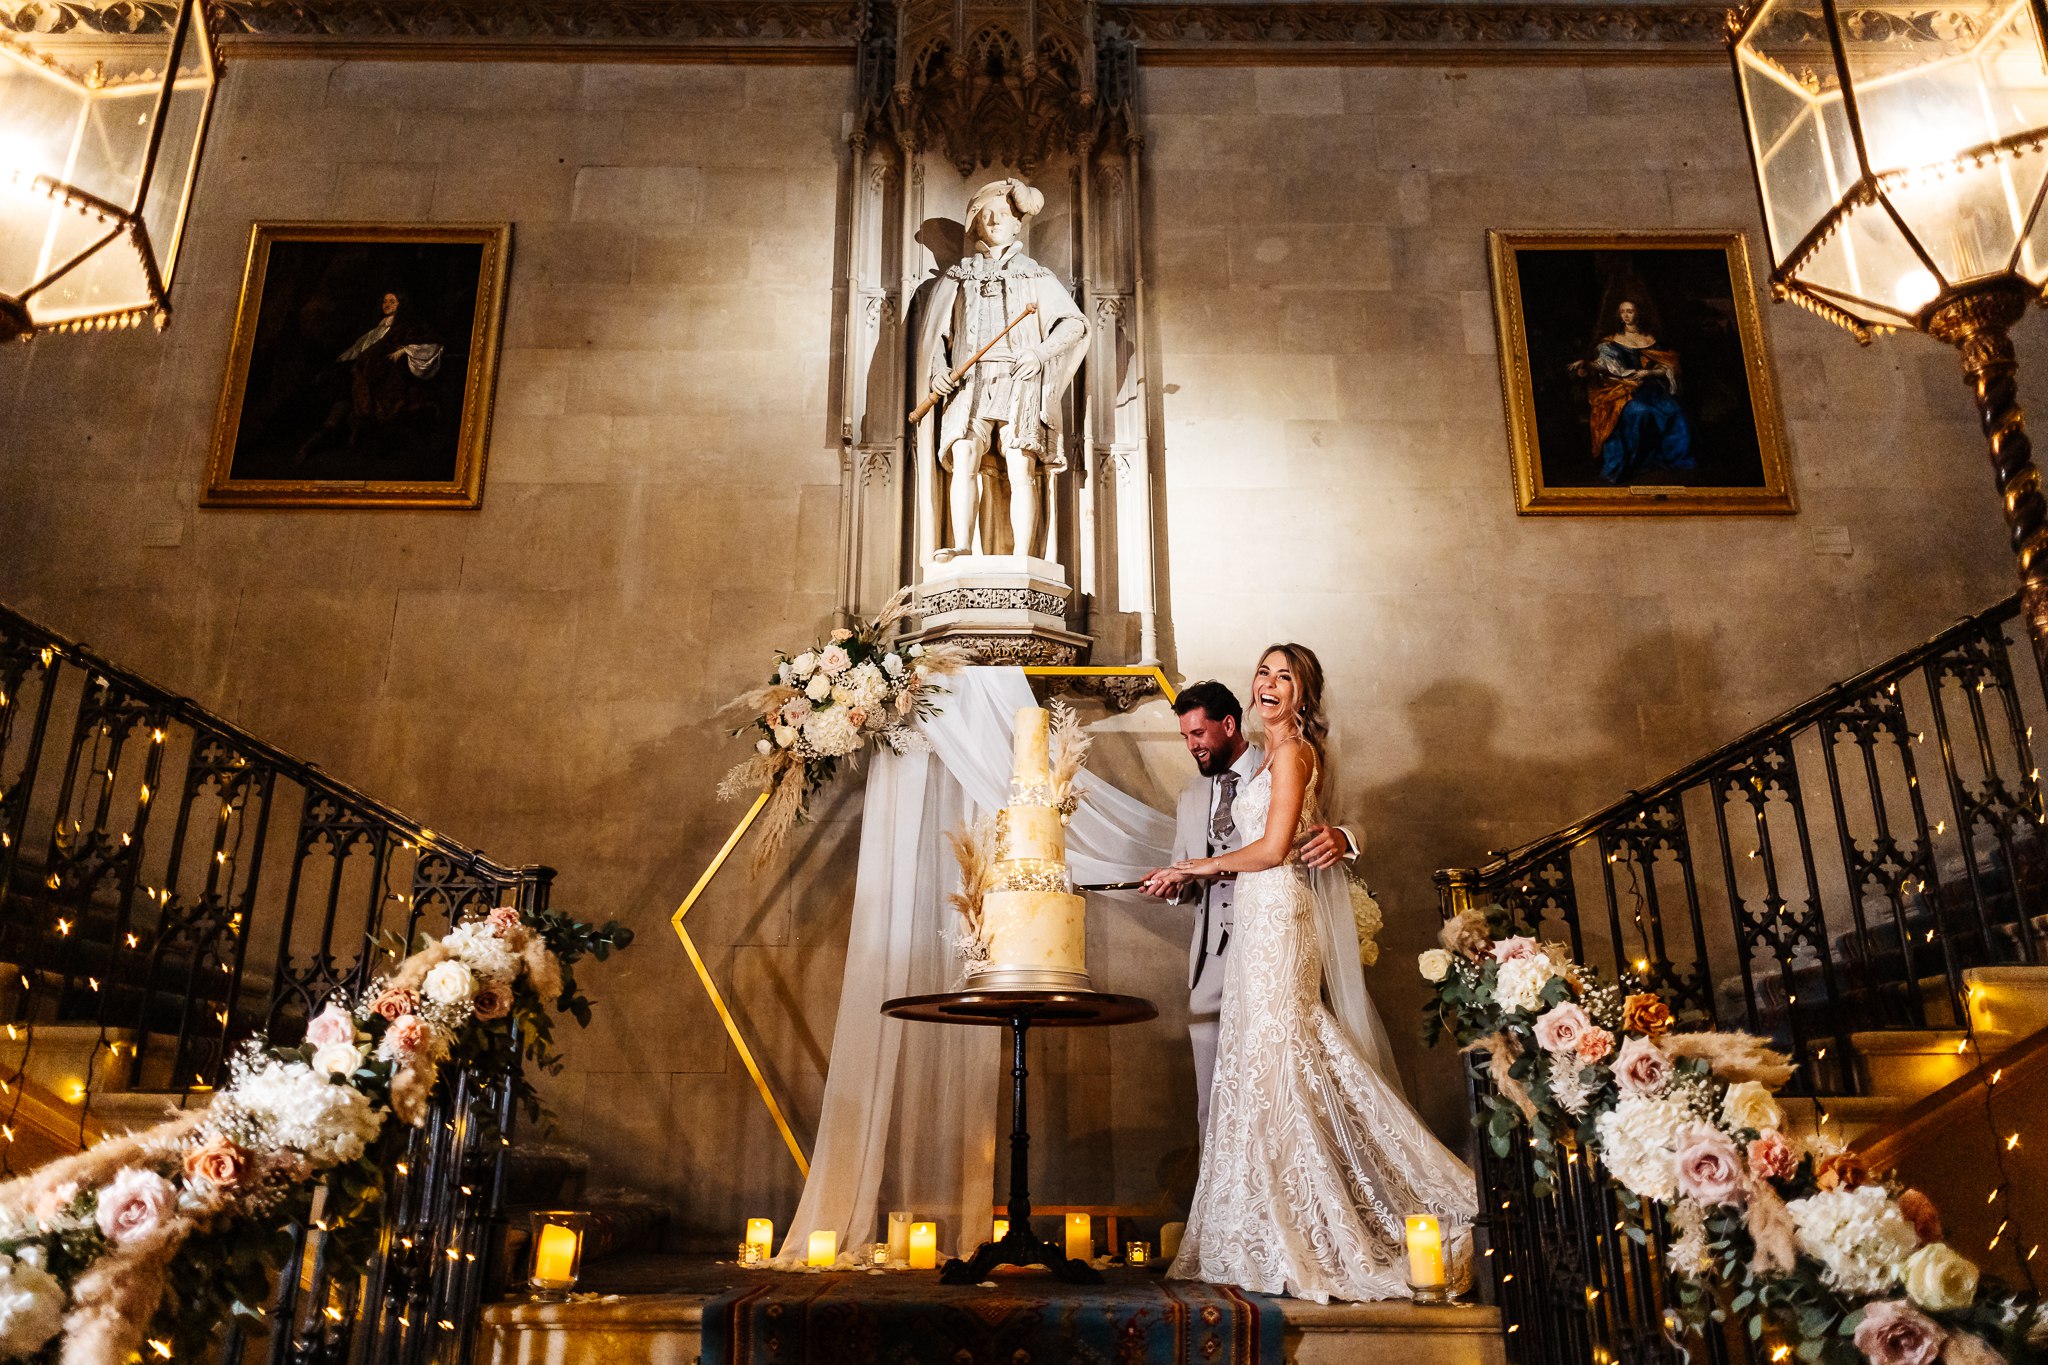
[772,667,1177,1262]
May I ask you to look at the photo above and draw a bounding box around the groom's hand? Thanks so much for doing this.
[1298,825,1349,870]
[1141,868,1193,900]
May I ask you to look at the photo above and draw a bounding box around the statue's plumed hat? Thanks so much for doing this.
[966,177,1045,223]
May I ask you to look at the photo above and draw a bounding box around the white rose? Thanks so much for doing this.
[818,644,852,676]
[1720,1080,1783,1134]
[772,725,798,748]
[423,960,475,1006]
[1904,1242,1980,1313]
[908,643,924,658]
[1418,949,1452,983]
[312,1042,364,1079]
[755,737,773,755]
[790,651,818,677]
[805,675,832,702]
[775,661,793,685]
[882,653,906,679]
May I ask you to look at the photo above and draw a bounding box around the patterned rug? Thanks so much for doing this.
[701,1266,1283,1365]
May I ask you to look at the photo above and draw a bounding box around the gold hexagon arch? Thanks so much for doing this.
[670,665,1179,1175]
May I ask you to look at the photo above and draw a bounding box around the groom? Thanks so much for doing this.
[1140,681,1356,1138]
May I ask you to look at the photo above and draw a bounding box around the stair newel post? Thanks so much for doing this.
[1929,285,2048,691]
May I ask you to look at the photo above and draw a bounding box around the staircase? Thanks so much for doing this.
[1438,593,2048,1365]
[0,601,567,1365]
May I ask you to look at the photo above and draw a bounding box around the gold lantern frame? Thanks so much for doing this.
[0,0,218,340]
[1730,0,2048,673]
[669,664,1177,1177]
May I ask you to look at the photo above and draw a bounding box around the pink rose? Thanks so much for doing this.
[371,987,418,1022]
[1748,1130,1798,1182]
[487,907,523,935]
[96,1167,176,1245]
[1492,936,1541,963]
[305,1003,355,1049]
[1613,1036,1671,1096]
[1898,1189,1943,1246]
[1575,1027,1615,1064]
[1675,1125,1747,1206]
[471,980,512,1021]
[1534,1002,1592,1055]
[1853,1300,1946,1365]
[386,1015,431,1056]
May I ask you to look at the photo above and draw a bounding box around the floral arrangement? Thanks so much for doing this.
[0,903,630,1365]
[1422,908,2048,1365]
[719,588,968,867]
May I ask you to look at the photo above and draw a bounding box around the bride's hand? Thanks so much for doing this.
[1173,856,1222,880]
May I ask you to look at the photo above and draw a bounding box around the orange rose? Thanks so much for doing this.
[1815,1151,1868,1192]
[1621,993,1674,1038]
[371,987,418,1022]
[183,1135,249,1194]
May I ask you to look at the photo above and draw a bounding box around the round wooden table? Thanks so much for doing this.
[881,990,1157,1285]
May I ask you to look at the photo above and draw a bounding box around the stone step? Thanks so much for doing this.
[0,1025,142,1106]
[85,1089,211,1138]
[1963,964,2048,1038]
[475,1256,1505,1365]
[1776,1096,1898,1145]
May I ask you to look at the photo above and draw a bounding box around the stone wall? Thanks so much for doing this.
[0,55,2025,1247]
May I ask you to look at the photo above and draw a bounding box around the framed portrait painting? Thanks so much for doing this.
[203,223,511,509]
[1488,230,1793,516]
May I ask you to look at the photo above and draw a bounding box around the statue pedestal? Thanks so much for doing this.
[911,554,1091,666]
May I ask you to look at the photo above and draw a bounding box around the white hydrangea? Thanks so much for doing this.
[0,1251,64,1358]
[1787,1185,1918,1296]
[802,707,862,758]
[218,1057,386,1168]
[443,922,520,983]
[1592,1093,1693,1202]
[842,660,888,708]
[1494,955,1555,1013]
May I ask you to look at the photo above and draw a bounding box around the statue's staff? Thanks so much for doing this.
[908,302,1039,424]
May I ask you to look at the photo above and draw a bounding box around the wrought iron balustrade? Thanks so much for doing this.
[1436,593,2048,1365]
[0,601,551,1365]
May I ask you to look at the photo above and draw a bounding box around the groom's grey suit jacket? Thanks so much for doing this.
[1171,744,1263,1017]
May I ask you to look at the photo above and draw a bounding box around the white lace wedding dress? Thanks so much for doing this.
[1167,765,1478,1303]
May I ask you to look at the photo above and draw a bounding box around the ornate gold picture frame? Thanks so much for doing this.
[1489,230,1793,516]
[202,222,511,509]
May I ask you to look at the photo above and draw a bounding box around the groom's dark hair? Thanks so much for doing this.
[1173,681,1242,727]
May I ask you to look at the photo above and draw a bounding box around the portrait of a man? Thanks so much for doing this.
[204,223,510,509]
[1490,231,1792,515]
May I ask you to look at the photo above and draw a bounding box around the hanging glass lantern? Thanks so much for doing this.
[1730,0,2048,338]
[0,0,218,340]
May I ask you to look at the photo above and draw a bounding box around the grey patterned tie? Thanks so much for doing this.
[1211,771,1239,851]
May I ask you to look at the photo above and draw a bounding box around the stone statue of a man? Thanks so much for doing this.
[913,178,1088,561]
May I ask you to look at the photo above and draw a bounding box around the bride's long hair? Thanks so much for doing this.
[1254,642,1329,788]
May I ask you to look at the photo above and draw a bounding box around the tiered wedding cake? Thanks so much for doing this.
[960,706,1093,993]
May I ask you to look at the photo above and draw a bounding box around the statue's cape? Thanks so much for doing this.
[911,251,1087,471]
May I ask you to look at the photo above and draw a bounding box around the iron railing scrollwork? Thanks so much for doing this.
[1440,594,2048,1365]
[0,602,551,1364]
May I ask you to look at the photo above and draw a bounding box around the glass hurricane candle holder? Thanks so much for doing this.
[1404,1215,1450,1305]
[1125,1241,1149,1267]
[528,1210,589,1300]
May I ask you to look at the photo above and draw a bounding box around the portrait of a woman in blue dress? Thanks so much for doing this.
[1570,298,1696,484]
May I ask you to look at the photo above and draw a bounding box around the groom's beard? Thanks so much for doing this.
[1195,751,1234,778]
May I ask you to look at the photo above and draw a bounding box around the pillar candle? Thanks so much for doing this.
[909,1222,938,1270]
[887,1211,913,1262]
[745,1218,774,1263]
[533,1224,579,1286]
[1159,1221,1185,1260]
[992,1218,1009,1241]
[1404,1215,1445,1288]
[1065,1213,1092,1261]
[808,1230,838,1268]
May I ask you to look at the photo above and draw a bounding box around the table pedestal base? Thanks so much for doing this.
[942,1226,1101,1286]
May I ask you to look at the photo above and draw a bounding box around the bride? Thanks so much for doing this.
[1163,643,1477,1302]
